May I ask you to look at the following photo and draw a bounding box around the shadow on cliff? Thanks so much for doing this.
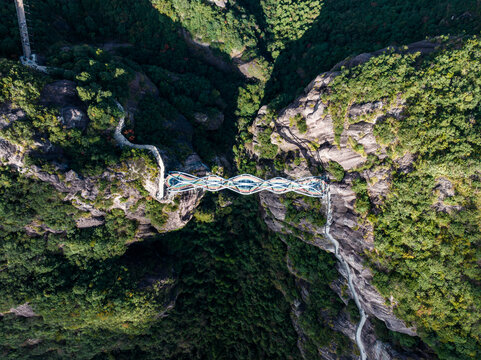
[24,0,247,168]
[7,0,481,170]
[263,0,481,109]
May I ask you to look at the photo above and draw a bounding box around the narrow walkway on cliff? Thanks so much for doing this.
[325,189,368,360]
[13,2,367,358]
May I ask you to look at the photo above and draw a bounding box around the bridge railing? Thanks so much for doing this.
[166,172,328,198]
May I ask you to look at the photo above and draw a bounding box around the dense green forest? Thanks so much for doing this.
[1,0,481,359]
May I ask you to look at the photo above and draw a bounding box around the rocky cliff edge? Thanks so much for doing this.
[249,40,442,359]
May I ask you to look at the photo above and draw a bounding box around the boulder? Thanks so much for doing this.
[40,80,83,107]
[9,303,37,318]
[60,106,88,130]
[40,80,88,130]
[0,102,26,129]
[194,111,224,130]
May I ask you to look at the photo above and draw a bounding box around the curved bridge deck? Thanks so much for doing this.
[166,172,328,197]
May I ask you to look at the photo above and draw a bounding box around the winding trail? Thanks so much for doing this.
[13,5,166,199]
[325,188,367,360]
[114,102,165,199]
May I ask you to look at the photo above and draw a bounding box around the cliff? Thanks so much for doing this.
[0,66,205,330]
[248,40,446,359]
[0,74,204,238]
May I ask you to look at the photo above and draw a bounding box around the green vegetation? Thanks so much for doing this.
[282,193,326,229]
[327,160,345,182]
[291,113,307,133]
[254,0,323,58]
[144,200,169,228]
[285,236,356,356]
[0,166,79,234]
[160,0,259,56]
[322,37,481,359]
[0,54,126,176]
[266,0,481,108]
[2,0,481,358]
[346,300,361,324]
[0,166,176,338]
[151,196,303,359]
[351,178,371,215]
[0,191,347,359]
[255,127,278,160]
[371,317,434,356]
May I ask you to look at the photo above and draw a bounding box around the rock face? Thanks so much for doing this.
[180,28,267,81]
[0,79,204,238]
[0,102,26,127]
[194,111,224,131]
[331,40,438,71]
[39,80,82,107]
[40,80,88,130]
[0,136,203,237]
[125,71,159,115]
[432,177,462,214]
[249,42,443,358]
[181,29,235,74]
[207,0,227,8]
[9,303,38,318]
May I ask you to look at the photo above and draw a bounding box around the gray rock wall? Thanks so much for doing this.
[249,42,444,358]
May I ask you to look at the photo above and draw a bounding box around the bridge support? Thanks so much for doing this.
[14,0,32,60]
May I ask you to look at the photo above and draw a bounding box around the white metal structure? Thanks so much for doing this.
[14,0,32,59]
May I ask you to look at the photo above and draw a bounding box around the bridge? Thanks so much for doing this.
[13,4,367,358]
[113,107,328,199]
[12,0,328,200]
[166,172,327,197]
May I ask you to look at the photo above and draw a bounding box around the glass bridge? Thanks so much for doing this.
[166,172,328,197]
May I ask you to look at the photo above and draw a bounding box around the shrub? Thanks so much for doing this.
[327,161,345,182]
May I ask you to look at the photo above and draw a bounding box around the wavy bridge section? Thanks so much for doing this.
[166,172,328,197]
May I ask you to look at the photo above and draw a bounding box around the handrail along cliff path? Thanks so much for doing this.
[114,103,165,199]
[325,188,368,360]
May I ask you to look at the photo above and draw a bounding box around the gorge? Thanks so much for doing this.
[1,1,480,359]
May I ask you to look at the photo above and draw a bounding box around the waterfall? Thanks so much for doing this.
[325,188,367,360]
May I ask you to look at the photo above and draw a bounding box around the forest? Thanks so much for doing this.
[1,0,481,359]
